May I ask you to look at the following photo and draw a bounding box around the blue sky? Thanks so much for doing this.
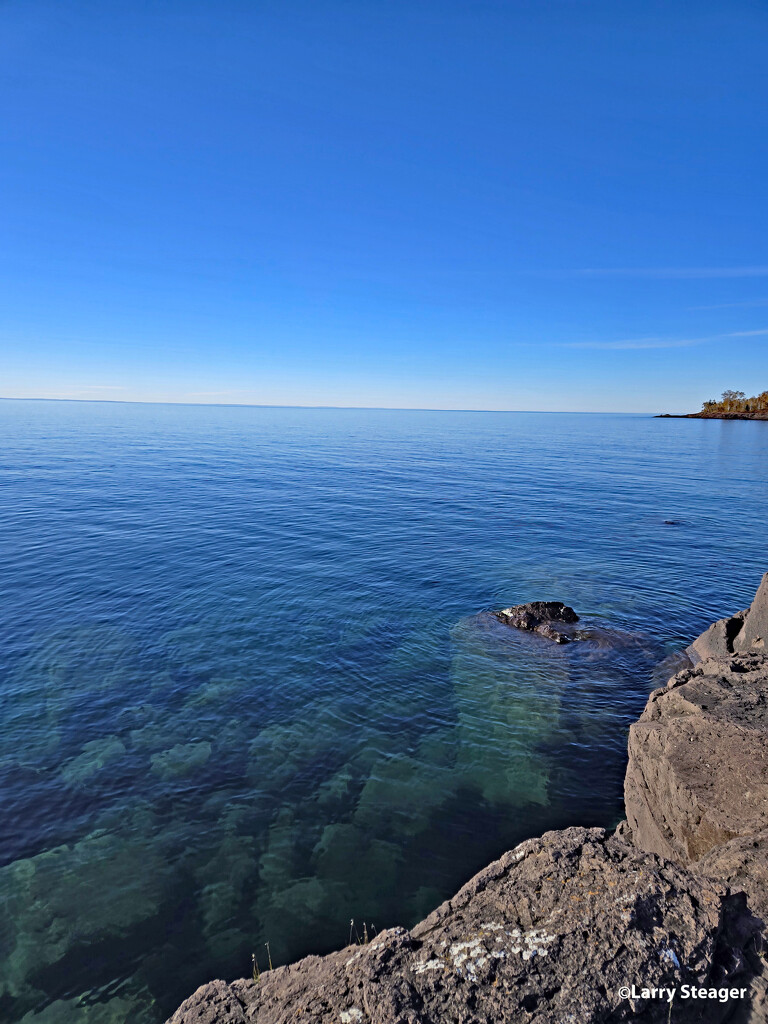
[1,0,767,411]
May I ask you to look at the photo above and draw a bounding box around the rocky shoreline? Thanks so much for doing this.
[168,575,768,1023]
[656,413,768,420]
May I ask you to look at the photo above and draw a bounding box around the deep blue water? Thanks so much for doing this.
[1,400,767,1024]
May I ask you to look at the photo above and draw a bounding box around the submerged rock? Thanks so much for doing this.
[494,601,580,643]
[150,741,212,779]
[0,625,143,769]
[17,989,156,1024]
[449,614,566,804]
[60,735,126,786]
[0,818,171,1015]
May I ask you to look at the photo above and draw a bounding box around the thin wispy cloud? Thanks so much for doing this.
[185,389,258,397]
[567,337,706,351]
[689,299,768,310]
[566,328,768,351]
[576,267,768,279]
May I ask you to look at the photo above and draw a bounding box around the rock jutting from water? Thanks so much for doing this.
[687,571,768,664]
[493,601,581,643]
[168,574,768,1023]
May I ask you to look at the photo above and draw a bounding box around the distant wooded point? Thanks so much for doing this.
[657,389,768,419]
[701,389,768,415]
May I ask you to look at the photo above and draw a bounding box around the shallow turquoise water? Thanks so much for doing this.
[1,400,766,1023]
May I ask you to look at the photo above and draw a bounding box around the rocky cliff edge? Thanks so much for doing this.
[169,575,768,1024]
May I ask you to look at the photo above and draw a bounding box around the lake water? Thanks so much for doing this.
[1,400,766,1023]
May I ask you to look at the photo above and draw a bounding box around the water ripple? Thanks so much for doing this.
[0,402,766,1022]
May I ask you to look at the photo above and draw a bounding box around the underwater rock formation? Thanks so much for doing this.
[169,576,768,1023]
[0,818,172,1013]
[448,613,568,804]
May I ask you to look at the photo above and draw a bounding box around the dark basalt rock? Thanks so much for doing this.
[494,601,580,644]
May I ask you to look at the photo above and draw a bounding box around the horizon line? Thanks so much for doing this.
[0,395,658,415]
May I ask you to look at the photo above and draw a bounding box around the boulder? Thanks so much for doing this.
[494,602,579,644]
[733,572,768,654]
[686,613,746,664]
[168,980,252,1024]
[687,573,768,663]
[625,653,768,866]
[697,829,768,925]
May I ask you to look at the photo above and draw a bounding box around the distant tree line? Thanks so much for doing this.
[701,389,768,414]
